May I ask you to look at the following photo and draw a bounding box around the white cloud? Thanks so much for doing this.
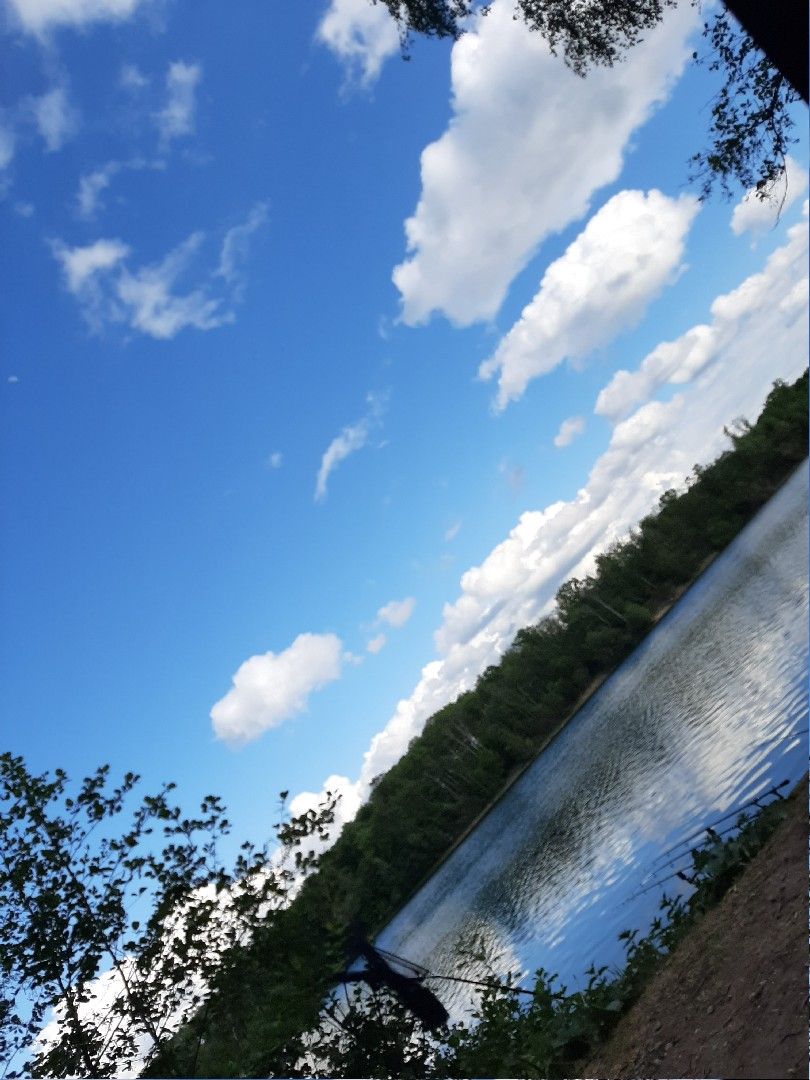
[116,234,231,339]
[217,202,269,291]
[554,415,586,448]
[289,773,363,852]
[75,158,165,220]
[479,189,700,408]
[155,60,202,146]
[76,162,120,218]
[314,391,386,502]
[366,633,387,654]
[120,62,149,91]
[596,209,809,422]
[377,596,415,628]
[267,451,283,469]
[731,155,807,238]
[53,208,266,339]
[444,520,462,542]
[392,0,697,326]
[0,124,15,170]
[211,633,344,745]
[316,0,400,86]
[294,210,808,834]
[53,236,130,292]
[30,86,79,151]
[6,0,143,34]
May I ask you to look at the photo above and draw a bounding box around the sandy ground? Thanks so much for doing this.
[583,780,808,1080]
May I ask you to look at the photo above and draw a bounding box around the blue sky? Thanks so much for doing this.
[1,0,808,859]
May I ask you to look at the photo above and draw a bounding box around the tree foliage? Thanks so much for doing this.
[688,6,801,198]
[0,757,337,1077]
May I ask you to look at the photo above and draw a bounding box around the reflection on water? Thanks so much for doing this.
[376,463,808,1017]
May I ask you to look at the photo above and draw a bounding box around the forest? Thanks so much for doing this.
[153,370,807,1077]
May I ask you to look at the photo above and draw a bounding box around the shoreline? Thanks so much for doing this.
[374,453,807,936]
[373,552,720,935]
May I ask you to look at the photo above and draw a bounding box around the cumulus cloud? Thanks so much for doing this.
[293,210,808,835]
[30,86,79,151]
[155,61,202,146]
[366,633,387,654]
[596,208,809,422]
[393,0,698,326]
[211,633,344,745]
[314,391,386,502]
[6,0,143,34]
[554,415,586,448]
[731,155,807,238]
[53,204,266,339]
[479,189,700,408]
[377,596,415,628]
[316,0,400,86]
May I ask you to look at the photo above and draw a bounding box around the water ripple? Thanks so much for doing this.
[377,464,808,1016]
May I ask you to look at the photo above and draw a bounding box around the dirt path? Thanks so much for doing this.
[584,781,808,1079]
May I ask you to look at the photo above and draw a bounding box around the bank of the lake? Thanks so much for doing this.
[381,549,722,925]
[582,777,808,1080]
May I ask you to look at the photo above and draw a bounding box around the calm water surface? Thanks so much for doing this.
[375,463,808,1016]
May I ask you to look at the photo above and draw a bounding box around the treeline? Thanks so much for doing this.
[157,372,808,1076]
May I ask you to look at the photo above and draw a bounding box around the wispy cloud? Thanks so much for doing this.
[0,124,15,171]
[29,86,79,152]
[120,63,150,92]
[53,237,131,293]
[216,202,269,296]
[376,596,415,628]
[155,61,202,147]
[75,157,165,220]
[554,416,586,448]
[76,162,121,219]
[444,520,462,542]
[52,204,268,340]
[314,391,387,502]
[267,451,283,470]
[7,0,144,34]
[116,233,232,339]
[210,632,344,745]
[366,633,387,654]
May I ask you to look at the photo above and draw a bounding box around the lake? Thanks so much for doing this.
[375,462,809,1016]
